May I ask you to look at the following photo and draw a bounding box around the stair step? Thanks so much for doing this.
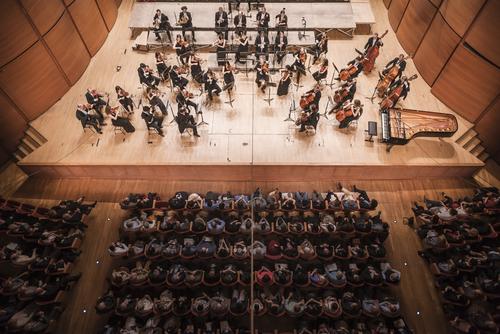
[478,151,490,162]
[21,137,38,151]
[13,149,26,162]
[471,145,485,157]
[456,128,477,146]
[463,137,481,151]
[26,126,47,145]
[17,143,32,156]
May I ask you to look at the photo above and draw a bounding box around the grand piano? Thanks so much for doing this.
[380,108,458,151]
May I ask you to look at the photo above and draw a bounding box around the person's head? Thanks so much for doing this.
[399,53,404,59]
[181,6,187,12]
[115,85,122,93]
[373,32,378,38]
[370,199,378,209]
[279,30,284,37]
[224,60,230,67]
[401,75,407,81]
[239,10,243,16]
[218,33,223,40]
[322,58,329,66]
[155,51,161,58]
[156,9,161,15]
[281,8,286,15]
[354,99,361,107]
[314,84,320,92]
[310,104,318,113]
[218,7,223,12]
[176,34,181,40]
[259,30,264,36]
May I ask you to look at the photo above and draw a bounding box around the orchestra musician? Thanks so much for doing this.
[309,32,328,64]
[255,30,270,61]
[174,35,190,65]
[146,87,167,117]
[233,11,247,35]
[291,48,307,76]
[141,106,164,137]
[214,7,229,40]
[214,33,227,66]
[256,6,270,31]
[301,84,322,110]
[169,65,189,89]
[337,99,363,129]
[176,105,200,137]
[382,54,406,79]
[138,63,160,89]
[275,8,287,31]
[222,61,236,91]
[115,86,134,114]
[176,87,199,113]
[332,78,357,110]
[364,32,383,53]
[274,30,288,64]
[109,105,135,133]
[337,56,363,81]
[155,52,171,81]
[85,89,107,118]
[255,57,270,93]
[235,31,249,64]
[178,6,195,42]
[233,0,258,12]
[387,75,411,105]
[277,65,292,96]
[312,58,328,82]
[76,103,104,133]
[189,52,205,84]
[297,104,320,133]
[153,9,173,43]
[204,70,222,100]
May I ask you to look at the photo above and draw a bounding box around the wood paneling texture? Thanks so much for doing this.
[429,0,442,7]
[0,91,28,152]
[0,42,69,121]
[0,0,38,67]
[413,13,460,85]
[431,45,500,123]
[96,0,118,31]
[396,0,437,55]
[388,0,409,32]
[383,0,392,9]
[465,0,500,68]
[439,0,485,37]
[45,12,90,84]
[68,0,108,56]
[0,147,9,166]
[115,0,122,7]
[20,0,65,35]
[475,97,500,159]
[64,0,75,5]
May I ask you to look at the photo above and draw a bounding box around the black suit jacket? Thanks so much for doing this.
[215,11,228,27]
[234,14,246,27]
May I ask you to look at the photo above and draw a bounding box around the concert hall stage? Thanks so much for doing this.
[17,0,483,181]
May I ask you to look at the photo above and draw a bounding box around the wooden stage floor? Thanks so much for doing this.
[17,0,483,180]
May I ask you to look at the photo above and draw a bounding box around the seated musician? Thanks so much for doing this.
[169,65,189,89]
[214,7,228,40]
[75,104,104,133]
[174,35,190,65]
[364,32,383,53]
[332,78,356,110]
[310,32,328,64]
[275,8,287,31]
[336,56,363,81]
[312,58,328,82]
[214,33,227,66]
[153,9,172,43]
[298,104,320,133]
[388,75,411,104]
[85,88,107,117]
[176,87,198,113]
[277,66,292,96]
[303,84,322,108]
[141,106,164,137]
[179,6,195,42]
[176,105,200,137]
[204,70,222,100]
[291,48,307,76]
[138,63,160,88]
[109,105,135,133]
[274,30,288,65]
[155,52,171,81]
[146,87,167,116]
[189,52,204,84]
[382,54,406,79]
[254,57,270,93]
[338,99,363,129]
[115,86,134,113]
[256,6,270,31]
[233,11,247,35]
[235,31,249,64]
[222,61,236,91]
[255,30,269,61]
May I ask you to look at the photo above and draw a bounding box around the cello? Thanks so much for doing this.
[299,91,315,109]
[335,102,354,122]
[375,55,411,98]
[379,74,417,110]
[362,30,388,74]
[338,57,363,81]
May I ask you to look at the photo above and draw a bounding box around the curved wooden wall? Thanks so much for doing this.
[387,0,500,163]
[0,0,119,165]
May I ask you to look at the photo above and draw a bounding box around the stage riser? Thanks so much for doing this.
[19,164,479,181]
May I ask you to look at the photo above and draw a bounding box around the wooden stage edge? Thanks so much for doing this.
[18,163,481,181]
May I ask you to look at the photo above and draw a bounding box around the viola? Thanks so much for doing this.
[299,91,315,109]
[362,30,388,74]
[335,104,354,122]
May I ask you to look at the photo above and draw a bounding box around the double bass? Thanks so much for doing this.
[379,74,417,110]
[376,55,410,97]
[362,30,388,74]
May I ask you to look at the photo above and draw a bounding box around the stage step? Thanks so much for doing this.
[12,126,48,163]
[26,126,48,145]
[478,151,490,162]
[463,137,481,151]
[471,144,485,157]
[17,143,32,156]
[456,128,477,146]
[21,136,39,151]
[12,149,26,163]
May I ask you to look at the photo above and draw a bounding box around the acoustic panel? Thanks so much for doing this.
[20,0,65,35]
[0,0,38,67]
[465,0,500,68]
[388,0,409,32]
[0,42,69,121]
[383,0,392,9]
[439,0,485,37]
[432,45,500,123]
[475,97,500,160]
[96,0,118,31]
[64,0,75,5]
[396,0,437,55]
[0,91,28,152]
[45,12,90,84]
[413,13,460,85]
[429,0,442,7]
[68,0,108,56]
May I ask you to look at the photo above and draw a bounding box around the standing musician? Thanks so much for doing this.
[256,6,270,31]
[155,52,171,81]
[176,87,199,113]
[222,61,236,91]
[115,86,134,114]
[337,56,364,81]
[312,58,328,82]
[204,70,222,100]
[214,34,227,66]
[141,106,164,137]
[274,30,288,65]
[170,65,189,89]
[364,32,383,53]
[189,52,205,84]
[174,35,190,65]
[309,32,328,64]
[76,104,104,133]
[255,30,270,61]
[297,104,320,133]
[146,87,167,116]
[382,54,406,79]
[152,9,173,43]
[255,57,270,93]
[215,7,229,40]
[291,48,307,76]
[387,75,411,104]
[235,31,249,64]
[277,65,292,96]
[178,6,195,42]
[233,11,247,35]
[176,105,200,137]
[138,63,161,88]
[336,99,363,129]
[275,8,287,31]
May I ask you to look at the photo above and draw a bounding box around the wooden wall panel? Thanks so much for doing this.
[0,92,28,152]
[68,0,108,56]
[45,12,90,84]
[115,0,122,6]
[383,0,392,9]
[64,0,75,5]
[96,0,117,31]
[475,97,500,159]
[0,146,9,166]
[388,0,409,32]
[429,0,442,7]
[0,42,69,121]
[20,0,65,35]
[440,0,485,37]
[413,13,460,85]
[0,0,38,67]
[465,0,500,68]
[396,0,437,55]
[431,45,500,123]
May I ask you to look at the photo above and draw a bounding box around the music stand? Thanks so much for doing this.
[167,100,177,125]
[197,109,209,126]
[224,82,235,107]
[294,70,304,91]
[263,82,276,106]
[368,78,381,103]
[321,96,332,120]
[326,60,340,89]
[365,121,377,142]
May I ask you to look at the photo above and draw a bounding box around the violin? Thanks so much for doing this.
[225,64,239,74]
[299,91,315,109]
[379,74,417,110]
[376,55,411,98]
[362,30,388,74]
[339,62,359,81]
[183,90,194,99]
[262,63,270,74]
